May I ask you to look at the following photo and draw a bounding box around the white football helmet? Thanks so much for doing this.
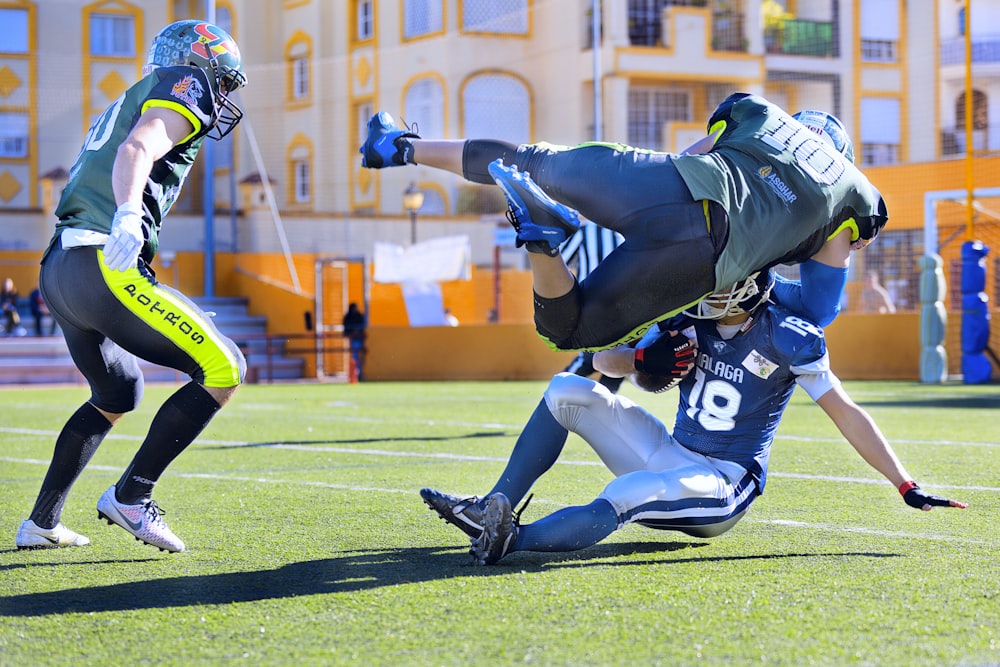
[687,270,775,320]
[793,110,854,163]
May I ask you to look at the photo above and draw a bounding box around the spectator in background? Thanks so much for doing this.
[342,302,368,381]
[861,271,896,314]
[29,286,56,336]
[1,277,20,335]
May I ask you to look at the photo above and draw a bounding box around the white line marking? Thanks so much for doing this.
[2,457,986,547]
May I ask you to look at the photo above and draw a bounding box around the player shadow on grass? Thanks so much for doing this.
[0,544,900,617]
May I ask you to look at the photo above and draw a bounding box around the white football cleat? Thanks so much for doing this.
[16,519,91,549]
[96,485,185,553]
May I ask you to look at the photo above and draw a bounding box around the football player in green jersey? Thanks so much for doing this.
[16,21,248,553]
[361,93,886,352]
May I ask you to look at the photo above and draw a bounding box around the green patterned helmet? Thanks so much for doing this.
[143,20,247,139]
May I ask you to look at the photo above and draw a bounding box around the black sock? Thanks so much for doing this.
[29,403,112,529]
[116,382,222,504]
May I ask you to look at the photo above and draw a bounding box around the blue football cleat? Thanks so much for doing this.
[359,111,420,168]
[488,159,581,256]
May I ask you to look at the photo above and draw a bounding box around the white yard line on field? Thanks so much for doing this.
[2,455,988,548]
[2,422,999,496]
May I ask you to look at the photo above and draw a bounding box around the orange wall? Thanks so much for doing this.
[4,250,995,382]
[363,310,997,382]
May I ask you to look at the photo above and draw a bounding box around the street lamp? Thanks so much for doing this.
[402,182,424,245]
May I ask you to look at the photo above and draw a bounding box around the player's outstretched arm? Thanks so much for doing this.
[815,384,968,511]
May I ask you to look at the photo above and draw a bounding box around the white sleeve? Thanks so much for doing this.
[795,369,841,401]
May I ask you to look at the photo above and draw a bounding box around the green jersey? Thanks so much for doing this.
[671,93,887,289]
[47,65,216,264]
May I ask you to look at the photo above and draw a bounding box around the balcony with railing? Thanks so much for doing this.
[764,18,835,57]
[621,1,834,57]
[627,2,746,52]
[940,36,1000,66]
[940,125,1000,155]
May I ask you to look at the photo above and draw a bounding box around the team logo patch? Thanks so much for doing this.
[757,165,798,204]
[171,74,205,106]
[742,349,778,379]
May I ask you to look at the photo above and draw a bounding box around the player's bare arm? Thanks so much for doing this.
[816,384,968,511]
[112,107,194,206]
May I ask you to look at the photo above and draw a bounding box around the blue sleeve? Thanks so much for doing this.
[771,260,848,327]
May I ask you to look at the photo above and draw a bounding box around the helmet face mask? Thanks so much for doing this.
[688,271,775,320]
[143,20,247,140]
[793,109,854,164]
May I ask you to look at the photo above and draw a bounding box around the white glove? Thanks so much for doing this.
[104,202,145,272]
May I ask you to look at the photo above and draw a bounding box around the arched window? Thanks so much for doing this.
[462,73,529,142]
[404,77,444,141]
[956,89,989,152]
[286,32,313,105]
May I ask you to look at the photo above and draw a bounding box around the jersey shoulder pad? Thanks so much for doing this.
[145,66,215,131]
[763,305,827,367]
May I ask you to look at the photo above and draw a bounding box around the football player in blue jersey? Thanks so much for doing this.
[421,270,967,565]
[16,21,249,553]
[361,94,880,351]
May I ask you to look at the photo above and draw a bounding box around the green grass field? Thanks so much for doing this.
[0,379,997,666]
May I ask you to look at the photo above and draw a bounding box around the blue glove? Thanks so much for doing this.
[103,202,144,272]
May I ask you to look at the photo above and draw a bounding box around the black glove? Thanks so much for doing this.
[634,330,697,379]
[902,484,960,510]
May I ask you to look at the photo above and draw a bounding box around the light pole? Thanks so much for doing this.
[402,182,424,245]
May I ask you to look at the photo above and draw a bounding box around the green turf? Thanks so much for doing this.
[0,380,997,666]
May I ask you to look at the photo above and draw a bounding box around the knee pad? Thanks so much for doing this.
[533,281,581,347]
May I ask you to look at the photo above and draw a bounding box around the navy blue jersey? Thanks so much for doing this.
[667,305,829,492]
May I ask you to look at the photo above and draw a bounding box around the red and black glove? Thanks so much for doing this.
[899,481,968,511]
[632,330,697,393]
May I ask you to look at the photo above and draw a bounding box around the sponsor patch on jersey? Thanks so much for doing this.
[757,165,797,204]
[742,349,778,379]
[171,74,205,107]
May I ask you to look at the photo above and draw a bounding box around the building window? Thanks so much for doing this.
[860,0,898,63]
[0,8,29,53]
[953,89,990,153]
[293,160,311,203]
[289,137,313,205]
[292,57,309,98]
[404,78,444,140]
[357,0,374,40]
[90,14,135,57]
[860,97,901,166]
[861,39,896,62]
[462,74,530,143]
[405,0,443,38]
[627,87,690,150]
[0,112,28,158]
[287,34,312,103]
[463,0,528,35]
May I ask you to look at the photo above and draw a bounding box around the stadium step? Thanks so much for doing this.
[0,297,305,385]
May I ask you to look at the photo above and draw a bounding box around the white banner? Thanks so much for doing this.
[373,235,472,284]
